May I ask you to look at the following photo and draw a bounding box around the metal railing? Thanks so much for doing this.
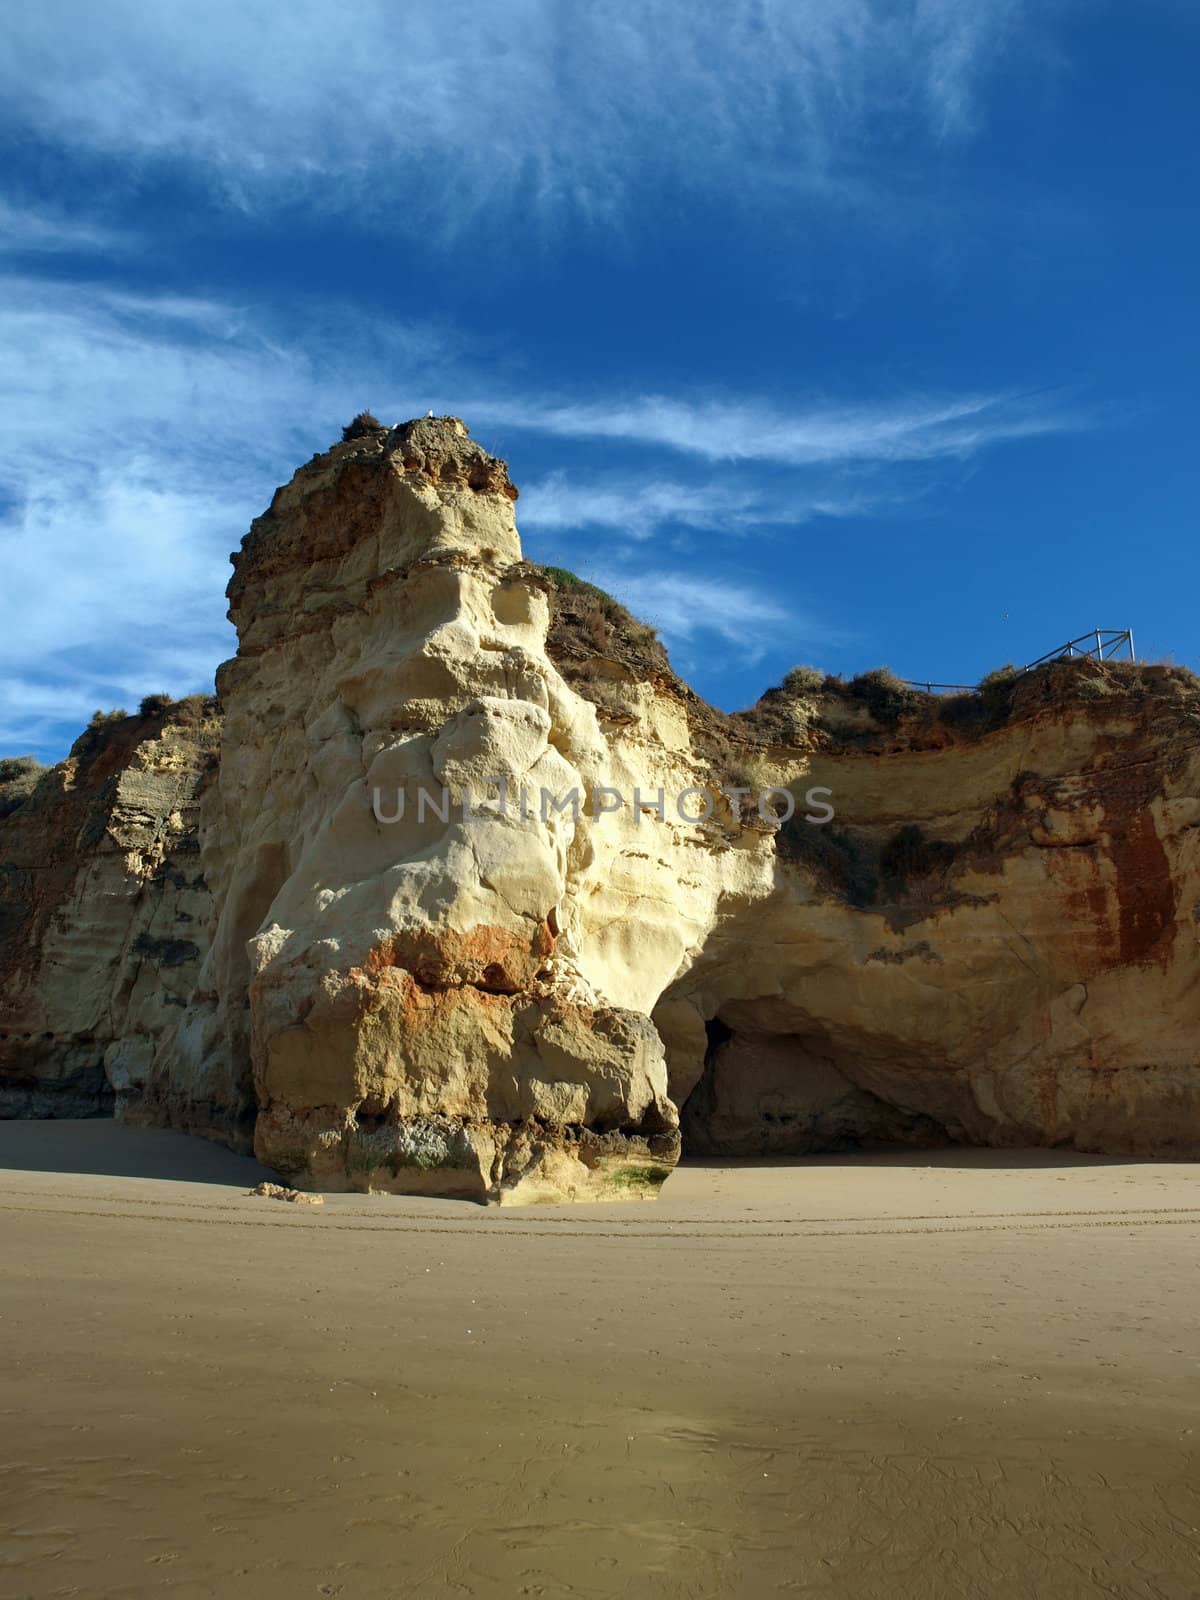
[1025,628,1136,668]
[904,628,1136,695]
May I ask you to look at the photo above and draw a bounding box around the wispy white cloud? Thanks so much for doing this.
[519,471,887,539]
[0,1,1031,229]
[594,568,789,646]
[915,0,1025,136]
[0,276,452,753]
[0,198,128,257]
[0,269,1081,755]
[474,388,1079,468]
[581,564,835,668]
[0,465,245,753]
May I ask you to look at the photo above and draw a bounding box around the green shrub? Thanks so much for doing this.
[139,693,174,717]
[88,707,128,727]
[782,664,825,695]
[978,664,1020,694]
[0,754,45,818]
[848,667,921,723]
[0,755,42,784]
[342,411,385,441]
[170,693,217,724]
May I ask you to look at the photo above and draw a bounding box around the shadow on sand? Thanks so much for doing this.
[0,1123,1164,1195]
[0,1118,280,1186]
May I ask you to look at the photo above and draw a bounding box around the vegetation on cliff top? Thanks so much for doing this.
[538,563,660,656]
[341,411,386,441]
[765,655,1200,747]
[69,694,219,764]
[0,756,46,821]
[539,565,619,607]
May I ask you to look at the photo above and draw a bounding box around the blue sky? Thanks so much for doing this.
[1,1,1197,763]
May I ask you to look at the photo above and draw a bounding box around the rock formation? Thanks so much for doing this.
[0,703,219,1121]
[3,416,1199,1198]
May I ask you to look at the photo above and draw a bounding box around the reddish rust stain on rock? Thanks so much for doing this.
[363,922,555,994]
[1050,868,1116,977]
[1087,753,1177,968]
[355,966,516,1024]
[1039,750,1178,972]
[1110,805,1176,966]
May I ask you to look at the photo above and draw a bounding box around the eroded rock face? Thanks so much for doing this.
[3,414,1200,1195]
[155,417,694,1201]
[665,687,1200,1161]
[0,706,221,1126]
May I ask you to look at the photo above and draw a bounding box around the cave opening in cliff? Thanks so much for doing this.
[678,1010,952,1160]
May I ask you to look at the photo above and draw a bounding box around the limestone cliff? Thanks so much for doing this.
[543,581,1200,1164]
[669,668,1200,1161]
[3,416,1199,1197]
[0,702,220,1124]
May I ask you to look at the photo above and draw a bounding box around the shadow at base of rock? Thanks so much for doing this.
[0,1118,280,1186]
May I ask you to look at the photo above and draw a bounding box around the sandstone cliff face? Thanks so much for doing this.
[0,705,219,1124]
[3,417,1199,1196]
[668,679,1200,1161]
[152,417,743,1201]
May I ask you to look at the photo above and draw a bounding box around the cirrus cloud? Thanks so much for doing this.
[0,266,1084,757]
[1,1,1034,230]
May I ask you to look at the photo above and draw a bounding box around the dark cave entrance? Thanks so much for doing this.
[677,1010,951,1160]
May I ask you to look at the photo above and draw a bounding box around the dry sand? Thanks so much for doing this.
[1,1122,1198,1599]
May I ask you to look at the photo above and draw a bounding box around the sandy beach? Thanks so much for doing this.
[1,1122,1198,1599]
